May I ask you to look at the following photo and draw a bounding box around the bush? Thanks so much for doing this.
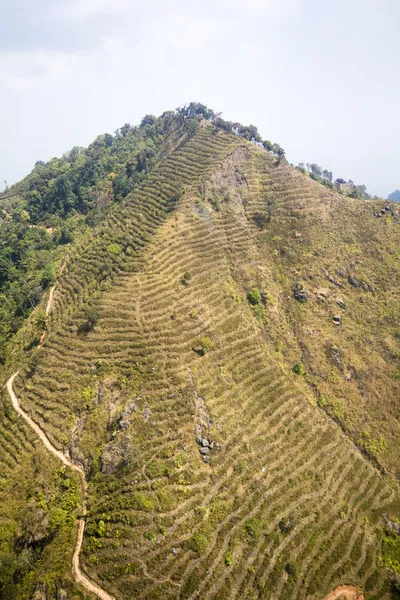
[279,514,296,533]
[106,243,122,256]
[190,533,209,554]
[244,518,262,539]
[247,288,262,306]
[193,336,213,356]
[225,551,233,566]
[292,362,306,375]
[285,562,297,577]
[181,271,192,286]
[83,306,99,330]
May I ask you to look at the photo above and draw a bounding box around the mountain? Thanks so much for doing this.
[0,105,399,600]
[388,189,400,202]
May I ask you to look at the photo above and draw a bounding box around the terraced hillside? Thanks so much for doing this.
[1,113,400,599]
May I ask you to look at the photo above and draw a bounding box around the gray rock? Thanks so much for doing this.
[330,345,341,368]
[294,283,308,303]
[202,455,211,463]
[101,436,131,474]
[335,296,346,309]
[143,407,151,423]
[348,275,360,287]
[383,513,400,536]
[338,268,347,278]
[333,314,342,326]
[202,438,210,447]
[199,447,209,455]
[97,385,104,404]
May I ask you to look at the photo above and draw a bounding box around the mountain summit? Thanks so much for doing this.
[1,105,399,600]
[388,189,400,202]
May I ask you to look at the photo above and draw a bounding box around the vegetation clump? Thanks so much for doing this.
[292,362,306,375]
[225,551,233,566]
[190,533,209,555]
[193,336,213,356]
[244,518,263,540]
[247,287,262,306]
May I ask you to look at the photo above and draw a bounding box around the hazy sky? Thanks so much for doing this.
[1,0,399,197]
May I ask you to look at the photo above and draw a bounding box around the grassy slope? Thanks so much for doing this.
[1,123,399,599]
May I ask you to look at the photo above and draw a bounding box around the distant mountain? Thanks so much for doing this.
[388,189,400,202]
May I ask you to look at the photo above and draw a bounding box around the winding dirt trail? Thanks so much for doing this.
[5,254,115,600]
[7,374,115,599]
[7,372,115,599]
[39,257,68,346]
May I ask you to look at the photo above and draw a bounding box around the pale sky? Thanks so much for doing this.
[1,0,399,197]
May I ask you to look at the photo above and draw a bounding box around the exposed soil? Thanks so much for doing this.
[322,585,365,600]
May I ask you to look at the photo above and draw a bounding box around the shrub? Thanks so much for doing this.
[244,518,262,539]
[83,306,99,330]
[182,271,192,286]
[225,551,233,566]
[285,562,297,577]
[193,336,213,356]
[247,288,262,306]
[190,533,209,555]
[279,514,296,533]
[292,362,306,375]
[106,243,122,256]
[359,429,387,461]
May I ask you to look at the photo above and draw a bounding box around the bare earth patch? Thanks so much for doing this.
[322,585,365,600]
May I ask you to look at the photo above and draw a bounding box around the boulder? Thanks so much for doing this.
[316,288,329,301]
[101,436,131,474]
[294,283,308,303]
[330,345,342,369]
[335,296,346,309]
[333,314,342,326]
[348,275,360,287]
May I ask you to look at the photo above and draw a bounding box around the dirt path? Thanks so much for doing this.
[6,373,115,600]
[322,585,365,600]
[5,253,115,600]
[39,257,68,346]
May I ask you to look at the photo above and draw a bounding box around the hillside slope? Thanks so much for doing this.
[1,113,399,600]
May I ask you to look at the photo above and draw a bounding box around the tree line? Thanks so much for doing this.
[294,162,377,200]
